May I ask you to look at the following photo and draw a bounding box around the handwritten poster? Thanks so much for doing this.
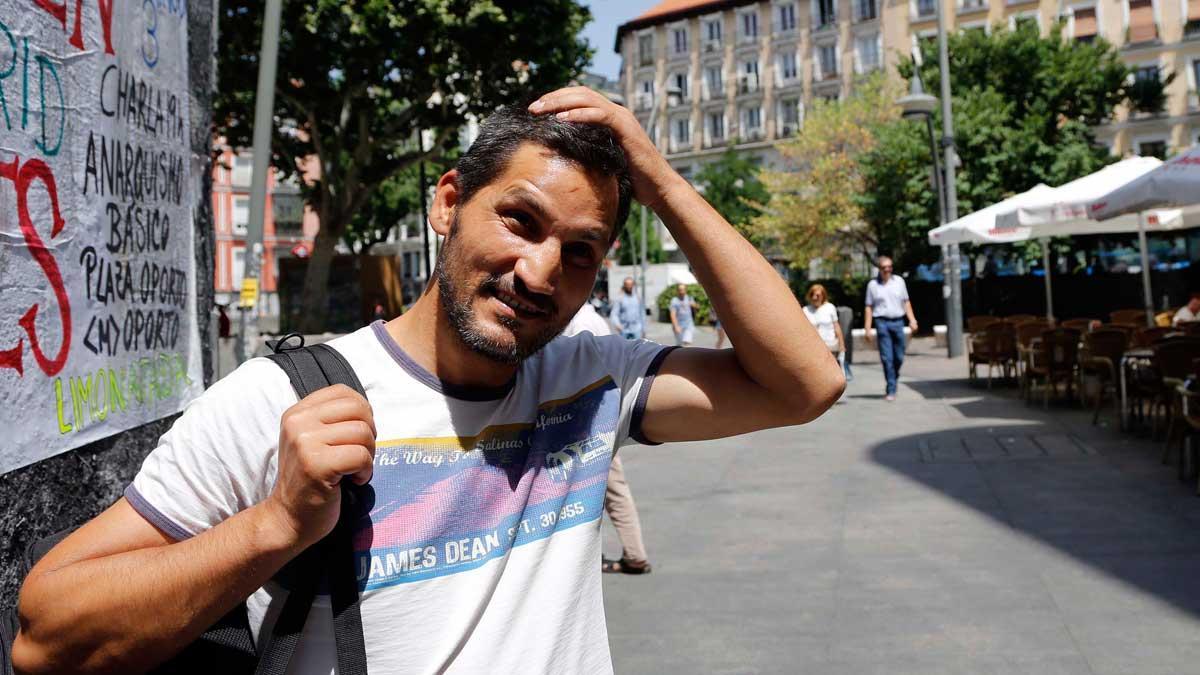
[0,0,201,473]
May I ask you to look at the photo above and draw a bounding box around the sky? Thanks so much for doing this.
[580,0,648,80]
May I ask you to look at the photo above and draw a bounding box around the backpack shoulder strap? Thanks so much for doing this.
[259,338,369,675]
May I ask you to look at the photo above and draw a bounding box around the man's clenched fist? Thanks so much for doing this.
[264,384,376,549]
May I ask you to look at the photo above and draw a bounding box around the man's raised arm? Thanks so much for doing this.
[531,89,844,443]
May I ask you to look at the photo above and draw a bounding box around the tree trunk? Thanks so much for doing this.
[298,221,342,334]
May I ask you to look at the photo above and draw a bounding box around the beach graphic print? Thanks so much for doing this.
[351,377,619,591]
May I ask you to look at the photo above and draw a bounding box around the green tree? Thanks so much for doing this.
[343,164,421,255]
[695,147,769,240]
[901,21,1130,209]
[216,0,592,332]
[615,209,665,266]
[882,22,1133,268]
[750,75,901,269]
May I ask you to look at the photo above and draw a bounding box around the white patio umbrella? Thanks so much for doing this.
[1089,145,1200,219]
[993,157,1186,323]
[928,183,1061,320]
[928,184,1057,246]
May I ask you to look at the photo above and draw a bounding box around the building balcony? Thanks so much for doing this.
[772,21,799,35]
[854,0,879,21]
[668,137,693,154]
[702,39,723,54]
[737,77,762,95]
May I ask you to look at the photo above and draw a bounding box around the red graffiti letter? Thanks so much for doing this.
[68,0,115,55]
[33,0,68,27]
[0,156,72,377]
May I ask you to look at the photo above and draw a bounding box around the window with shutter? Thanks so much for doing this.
[1127,0,1157,44]
[1073,7,1097,41]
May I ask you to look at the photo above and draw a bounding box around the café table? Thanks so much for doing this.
[1120,347,1154,431]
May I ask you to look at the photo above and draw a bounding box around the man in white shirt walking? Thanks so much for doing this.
[863,256,918,401]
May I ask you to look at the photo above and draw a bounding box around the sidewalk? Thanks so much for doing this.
[604,335,1200,674]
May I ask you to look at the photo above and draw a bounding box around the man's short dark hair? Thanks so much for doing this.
[454,102,633,239]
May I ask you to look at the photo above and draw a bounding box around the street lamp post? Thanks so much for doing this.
[235,0,283,365]
[639,83,682,320]
[935,0,964,359]
[897,13,962,358]
[898,73,955,354]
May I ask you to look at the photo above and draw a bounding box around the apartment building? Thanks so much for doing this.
[211,146,318,315]
[615,0,1200,172]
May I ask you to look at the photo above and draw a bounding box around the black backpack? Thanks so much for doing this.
[3,338,369,675]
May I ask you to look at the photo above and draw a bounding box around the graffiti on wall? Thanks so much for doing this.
[0,0,201,473]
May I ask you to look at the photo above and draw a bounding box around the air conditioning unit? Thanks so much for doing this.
[746,128,764,141]
[781,124,796,136]
[738,76,758,94]
[636,93,653,111]
[704,39,721,52]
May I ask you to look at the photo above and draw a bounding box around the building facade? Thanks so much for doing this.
[616,0,1199,171]
[211,145,319,315]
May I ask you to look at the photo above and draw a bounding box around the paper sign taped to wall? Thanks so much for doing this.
[0,2,202,473]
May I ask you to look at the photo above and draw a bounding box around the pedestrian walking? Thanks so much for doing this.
[563,305,653,575]
[613,276,644,339]
[669,283,699,346]
[863,256,918,401]
[13,88,843,674]
[802,284,845,364]
[836,304,854,381]
[712,308,727,349]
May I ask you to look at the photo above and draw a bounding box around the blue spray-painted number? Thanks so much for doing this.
[141,0,159,69]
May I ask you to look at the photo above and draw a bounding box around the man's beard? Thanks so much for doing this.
[436,216,567,365]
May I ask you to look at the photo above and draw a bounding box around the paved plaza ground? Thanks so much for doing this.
[605,324,1200,674]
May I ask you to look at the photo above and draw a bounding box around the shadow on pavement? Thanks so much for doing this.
[869,421,1200,620]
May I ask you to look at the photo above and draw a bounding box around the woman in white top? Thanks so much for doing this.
[802,284,845,357]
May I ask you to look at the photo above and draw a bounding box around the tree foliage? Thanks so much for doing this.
[695,147,769,240]
[343,163,421,254]
[750,75,901,269]
[215,0,592,331]
[615,208,666,266]
[888,22,1132,267]
[754,24,1134,274]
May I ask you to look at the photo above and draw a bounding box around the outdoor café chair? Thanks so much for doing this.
[1015,320,1052,398]
[1026,328,1081,409]
[1151,338,1200,448]
[1172,382,1200,493]
[1061,318,1098,333]
[1133,326,1177,348]
[965,316,1000,375]
[1111,309,1148,327]
[968,321,1018,388]
[1080,328,1129,425]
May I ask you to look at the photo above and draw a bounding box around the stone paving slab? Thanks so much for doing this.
[605,329,1200,674]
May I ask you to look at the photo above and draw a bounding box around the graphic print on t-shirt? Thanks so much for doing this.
[354,376,619,591]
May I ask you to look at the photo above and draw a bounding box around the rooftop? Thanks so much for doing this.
[614,0,754,52]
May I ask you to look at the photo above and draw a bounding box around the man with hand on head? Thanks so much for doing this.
[14,88,844,675]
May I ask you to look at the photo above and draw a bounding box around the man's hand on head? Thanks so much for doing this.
[528,87,687,210]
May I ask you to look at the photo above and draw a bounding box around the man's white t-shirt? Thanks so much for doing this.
[1174,305,1198,326]
[126,321,670,674]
